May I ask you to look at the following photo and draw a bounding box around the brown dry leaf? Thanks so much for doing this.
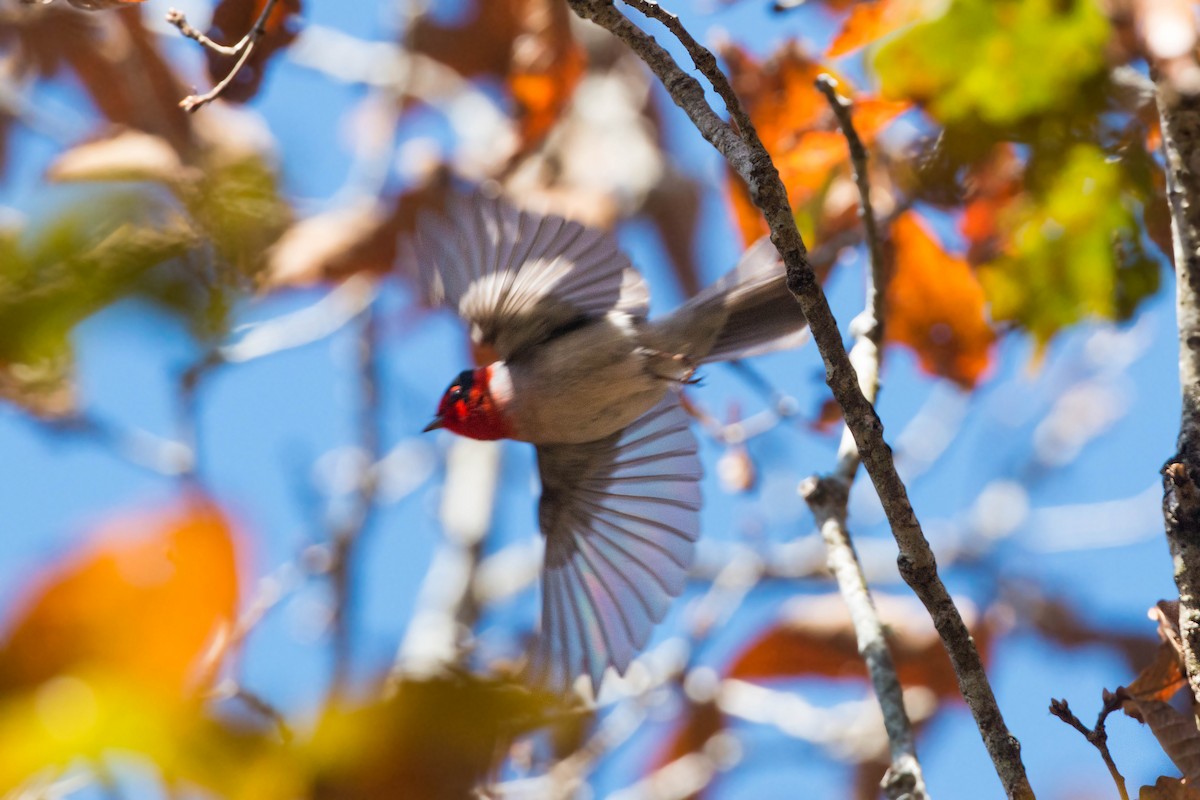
[412,0,584,149]
[265,168,451,288]
[726,593,984,700]
[3,6,192,152]
[65,0,148,9]
[652,698,723,778]
[1128,696,1200,783]
[1125,642,1186,708]
[827,0,926,58]
[1122,601,1187,718]
[204,0,303,104]
[811,396,845,433]
[0,497,241,696]
[47,129,191,184]
[1140,776,1200,800]
[886,210,995,388]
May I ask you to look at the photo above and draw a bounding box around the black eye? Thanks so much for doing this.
[448,385,464,402]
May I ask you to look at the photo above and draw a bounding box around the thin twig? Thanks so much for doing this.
[167,0,284,113]
[166,8,243,56]
[804,75,926,800]
[1048,695,1128,800]
[328,302,384,693]
[564,2,1032,796]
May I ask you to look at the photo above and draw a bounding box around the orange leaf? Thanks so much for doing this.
[851,98,911,139]
[960,144,1023,264]
[0,497,241,696]
[1124,642,1186,706]
[886,211,995,388]
[726,593,984,700]
[507,1,585,146]
[827,0,924,58]
[720,41,904,247]
[412,0,584,149]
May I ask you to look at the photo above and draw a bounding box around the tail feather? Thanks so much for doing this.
[650,237,808,363]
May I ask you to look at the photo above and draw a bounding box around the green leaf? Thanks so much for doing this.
[0,201,196,416]
[875,0,1111,127]
[979,143,1160,346]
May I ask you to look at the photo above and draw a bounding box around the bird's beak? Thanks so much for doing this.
[423,416,445,433]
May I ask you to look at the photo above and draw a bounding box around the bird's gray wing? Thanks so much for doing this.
[532,396,702,693]
[416,192,649,361]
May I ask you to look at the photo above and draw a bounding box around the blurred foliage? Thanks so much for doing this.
[0,0,1196,795]
[875,0,1112,128]
[980,143,1161,346]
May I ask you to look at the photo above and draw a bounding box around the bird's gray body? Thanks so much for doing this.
[416,192,808,692]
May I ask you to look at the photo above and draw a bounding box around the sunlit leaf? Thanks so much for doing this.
[887,211,995,388]
[307,674,562,799]
[721,41,905,247]
[48,130,190,185]
[978,143,1160,348]
[1124,642,1186,706]
[827,0,926,57]
[875,0,1111,127]
[0,497,240,694]
[267,170,451,288]
[0,205,195,415]
[0,498,252,793]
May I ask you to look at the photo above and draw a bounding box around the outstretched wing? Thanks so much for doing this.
[416,193,649,361]
[532,396,702,692]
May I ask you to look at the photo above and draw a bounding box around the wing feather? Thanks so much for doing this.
[417,193,649,361]
[533,396,702,693]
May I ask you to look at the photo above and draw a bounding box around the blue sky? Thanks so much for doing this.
[0,0,1185,796]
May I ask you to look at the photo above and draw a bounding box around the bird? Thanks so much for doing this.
[416,190,808,693]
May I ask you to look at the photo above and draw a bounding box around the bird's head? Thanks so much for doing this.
[424,366,514,441]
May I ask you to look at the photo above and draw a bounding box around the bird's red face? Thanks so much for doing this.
[425,367,513,441]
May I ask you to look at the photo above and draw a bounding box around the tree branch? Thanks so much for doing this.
[800,75,927,800]
[329,302,384,693]
[167,0,283,113]
[1048,695,1128,800]
[1156,72,1200,707]
[564,2,1032,796]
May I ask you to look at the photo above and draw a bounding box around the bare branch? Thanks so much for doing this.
[797,75,927,800]
[1048,695,1128,800]
[167,0,284,113]
[1156,70,1200,706]
[329,302,385,692]
[563,2,1032,796]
